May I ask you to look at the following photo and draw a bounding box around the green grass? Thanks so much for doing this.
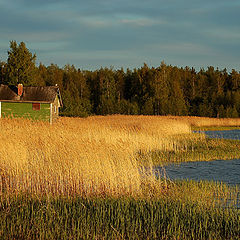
[192,126,240,131]
[167,180,240,209]
[0,193,239,240]
[139,138,240,166]
[1,180,239,240]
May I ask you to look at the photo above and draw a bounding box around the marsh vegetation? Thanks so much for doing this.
[0,116,240,239]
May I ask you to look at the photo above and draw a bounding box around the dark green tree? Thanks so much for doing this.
[167,66,188,116]
[229,69,240,91]
[46,64,64,88]
[0,61,7,84]
[233,90,240,115]
[6,41,37,86]
[36,63,47,86]
[62,65,92,117]
[95,68,118,115]
[138,64,155,114]
[115,68,125,104]
[154,62,170,115]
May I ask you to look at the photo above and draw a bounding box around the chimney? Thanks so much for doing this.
[18,83,23,96]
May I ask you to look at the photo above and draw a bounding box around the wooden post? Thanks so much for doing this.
[50,103,52,124]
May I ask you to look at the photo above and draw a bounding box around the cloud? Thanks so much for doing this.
[152,42,213,56]
[0,0,239,71]
[203,28,240,42]
[119,17,166,27]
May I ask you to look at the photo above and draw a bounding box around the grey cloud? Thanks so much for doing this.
[0,0,239,71]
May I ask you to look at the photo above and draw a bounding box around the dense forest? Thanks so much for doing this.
[1,41,240,118]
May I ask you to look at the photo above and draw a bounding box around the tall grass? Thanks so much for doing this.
[172,116,240,128]
[1,194,239,240]
[1,116,240,239]
[0,115,192,197]
[1,115,240,197]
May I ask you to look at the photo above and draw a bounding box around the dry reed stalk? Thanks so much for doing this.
[0,116,193,198]
[172,116,240,127]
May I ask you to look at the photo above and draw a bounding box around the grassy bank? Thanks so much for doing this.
[141,137,240,165]
[176,116,240,128]
[0,116,240,239]
[193,126,240,131]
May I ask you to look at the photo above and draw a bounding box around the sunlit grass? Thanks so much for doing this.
[193,126,240,131]
[0,115,239,196]
[143,137,240,165]
[0,115,192,197]
[0,115,240,239]
[0,191,239,240]
[177,116,240,128]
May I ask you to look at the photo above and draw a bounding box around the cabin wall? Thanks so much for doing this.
[0,102,50,121]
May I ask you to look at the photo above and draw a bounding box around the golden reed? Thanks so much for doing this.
[0,115,239,198]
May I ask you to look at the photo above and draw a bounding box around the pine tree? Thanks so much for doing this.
[96,68,118,115]
[0,61,7,84]
[62,65,92,117]
[154,64,170,115]
[6,41,37,86]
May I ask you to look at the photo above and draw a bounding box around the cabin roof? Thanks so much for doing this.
[0,84,62,106]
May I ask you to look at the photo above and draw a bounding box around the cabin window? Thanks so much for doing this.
[32,103,41,111]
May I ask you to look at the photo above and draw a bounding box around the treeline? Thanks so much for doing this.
[0,41,240,117]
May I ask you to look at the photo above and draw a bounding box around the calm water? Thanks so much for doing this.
[157,159,240,186]
[157,129,240,185]
[156,129,240,207]
[199,129,240,140]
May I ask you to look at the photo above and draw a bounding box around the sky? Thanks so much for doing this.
[0,0,240,71]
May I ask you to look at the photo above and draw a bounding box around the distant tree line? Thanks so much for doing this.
[1,41,240,117]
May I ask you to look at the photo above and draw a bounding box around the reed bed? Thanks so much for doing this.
[0,115,193,197]
[0,115,239,197]
[171,116,240,128]
[0,116,240,239]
